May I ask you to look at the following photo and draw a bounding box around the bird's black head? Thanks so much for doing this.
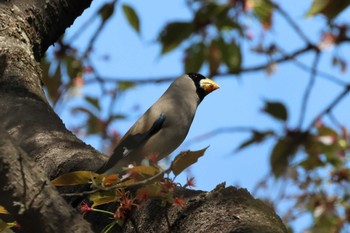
[187,73,219,101]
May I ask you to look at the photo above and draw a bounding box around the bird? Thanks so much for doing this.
[98,73,219,175]
[70,73,219,207]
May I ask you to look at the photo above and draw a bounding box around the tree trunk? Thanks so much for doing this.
[0,1,287,232]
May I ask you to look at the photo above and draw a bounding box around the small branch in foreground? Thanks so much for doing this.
[61,166,172,197]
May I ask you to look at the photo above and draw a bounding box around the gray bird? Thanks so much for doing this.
[98,73,219,174]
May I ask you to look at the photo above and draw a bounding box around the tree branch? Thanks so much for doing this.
[85,45,316,85]
[84,186,288,233]
[298,51,321,128]
[0,0,106,179]
[307,85,350,130]
[0,126,93,233]
[24,0,93,59]
[273,2,311,44]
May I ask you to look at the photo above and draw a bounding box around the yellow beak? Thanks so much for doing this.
[200,78,220,94]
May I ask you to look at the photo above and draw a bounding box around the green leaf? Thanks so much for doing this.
[159,22,194,54]
[298,155,324,170]
[72,107,94,115]
[122,4,140,34]
[184,42,205,73]
[218,38,242,72]
[270,138,298,177]
[0,219,8,232]
[99,3,114,22]
[194,3,227,24]
[215,15,243,33]
[119,81,135,91]
[64,55,82,80]
[87,114,102,134]
[248,0,274,29]
[51,171,99,186]
[208,40,221,75]
[262,101,288,122]
[40,58,62,103]
[171,147,208,176]
[111,114,126,121]
[90,190,119,207]
[305,0,350,20]
[126,165,160,176]
[318,125,338,138]
[236,130,275,151]
[85,97,100,111]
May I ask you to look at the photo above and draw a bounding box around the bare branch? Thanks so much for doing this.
[298,51,321,128]
[85,45,316,86]
[273,2,311,44]
[183,126,257,147]
[308,85,350,130]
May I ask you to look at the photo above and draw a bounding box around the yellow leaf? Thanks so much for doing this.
[0,219,8,231]
[51,171,99,186]
[125,165,160,176]
[136,183,162,199]
[0,219,17,231]
[6,221,17,229]
[172,147,209,176]
[92,197,117,207]
[90,190,118,207]
[114,178,137,188]
[0,206,9,215]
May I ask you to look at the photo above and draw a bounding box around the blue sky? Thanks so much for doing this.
[56,1,350,231]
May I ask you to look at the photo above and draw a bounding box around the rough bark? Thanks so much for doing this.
[0,126,93,233]
[0,0,288,232]
[86,185,287,233]
[0,0,105,180]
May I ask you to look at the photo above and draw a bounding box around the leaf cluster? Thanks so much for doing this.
[50,148,207,231]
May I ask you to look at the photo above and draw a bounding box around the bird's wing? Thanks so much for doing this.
[98,113,166,173]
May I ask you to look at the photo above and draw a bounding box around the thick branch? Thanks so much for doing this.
[84,185,288,233]
[10,0,93,59]
[0,0,105,180]
[0,126,93,233]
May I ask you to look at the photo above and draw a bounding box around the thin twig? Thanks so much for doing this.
[327,112,343,129]
[291,56,348,87]
[85,76,176,85]
[273,2,311,44]
[183,126,256,147]
[298,51,321,128]
[307,85,350,130]
[65,6,101,44]
[84,45,315,86]
[277,46,348,87]
[229,45,315,74]
[62,166,172,197]
[61,188,100,197]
